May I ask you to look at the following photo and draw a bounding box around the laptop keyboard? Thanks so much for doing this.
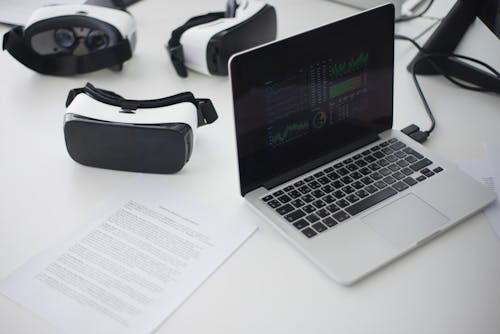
[260,138,444,239]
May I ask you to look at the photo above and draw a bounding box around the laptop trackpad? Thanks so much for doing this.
[362,194,449,249]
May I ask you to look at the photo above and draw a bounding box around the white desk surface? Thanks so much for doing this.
[1,0,500,333]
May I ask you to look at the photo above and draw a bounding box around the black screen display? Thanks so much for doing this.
[231,5,395,195]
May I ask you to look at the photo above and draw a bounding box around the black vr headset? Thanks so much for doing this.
[64,83,218,173]
[2,3,137,75]
[167,0,277,77]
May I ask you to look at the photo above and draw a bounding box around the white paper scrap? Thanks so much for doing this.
[0,177,256,334]
[456,159,500,241]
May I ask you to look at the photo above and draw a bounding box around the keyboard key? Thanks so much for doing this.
[344,158,353,164]
[294,180,305,187]
[312,222,328,233]
[285,209,306,222]
[278,194,292,203]
[314,171,325,178]
[333,162,343,169]
[346,194,360,203]
[345,187,398,216]
[305,176,314,182]
[321,184,335,193]
[403,147,423,159]
[341,175,353,184]
[327,171,340,180]
[333,190,345,199]
[390,141,406,151]
[401,167,414,176]
[368,163,380,171]
[355,160,368,167]
[377,158,389,166]
[365,185,378,193]
[397,160,409,167]
[284,185,294,192]
[386,155,398,163]
[323,194,336,203]
[332,211,350,222]
[403,177,418,186]
[374,180,387,189]
[388,164,400,172]
[273,190,284,197]
[381,147,393,155]
[370,172,383,180]
[383,176,396,184]
[326,203,340,213]
[337,199,350,208]
[268,200,281,208]
[362,149,372,156]
[262,195,273,202]
[392,171,405,180]
[373,151,384,159]
[318,176,331,185]
[346,163,358,172]
[360,167,372,175]
[337,167,349,176]
[325,167,334,173]
[323,216,338,227]
[355,189,369,198]
[277,204,294,215]
[312,199,326,208]
[433,166,443,173]
[303,204,315,213]
[370,145,381,151]
[298,185,311,194]
[317,208,330,218]
[352,181,364,189]
[365,155,376,163]
[332,180,344,189]
[342,185,355,194]
[393,181,409,192]
[388,138,398,144]
[424,170,435,177]
[361,176,373,185]
[351,171,363,180]
[302,227,317,238]
[302,194,315,203]
[405,155,418,163]
[416,175,426,182]
[291,199,305,207]
[293,219,309,230]
[308,180,321,189]
[410,158,432,171]
[311,189,325,198]
[379,168,391,176]
[394,150,407,159]
[306,213,320,223]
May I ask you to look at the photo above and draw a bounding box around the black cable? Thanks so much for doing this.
[395,0,434,23]
[395,34,500,138]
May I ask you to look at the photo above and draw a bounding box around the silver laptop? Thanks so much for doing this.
[229,4,495,285]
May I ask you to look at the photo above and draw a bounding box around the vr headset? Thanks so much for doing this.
[64,83,218,173]
[167,0,277,77]
[2,4,136,75]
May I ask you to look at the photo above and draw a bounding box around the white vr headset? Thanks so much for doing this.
[167,0,277,77]
[64,83,218,173]
[2,3,136,75]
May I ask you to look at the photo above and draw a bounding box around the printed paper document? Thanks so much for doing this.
[0,177,256,334]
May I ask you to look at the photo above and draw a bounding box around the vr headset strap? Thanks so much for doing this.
[167,12,225,77]
[66,83,218,127]
[3,26,132,76]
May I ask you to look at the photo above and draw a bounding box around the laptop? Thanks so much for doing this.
[229,4,496,285]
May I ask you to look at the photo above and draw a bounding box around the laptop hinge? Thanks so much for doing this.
[262,134,380,191]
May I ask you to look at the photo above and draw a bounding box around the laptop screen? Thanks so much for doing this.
[231,5,394,196]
